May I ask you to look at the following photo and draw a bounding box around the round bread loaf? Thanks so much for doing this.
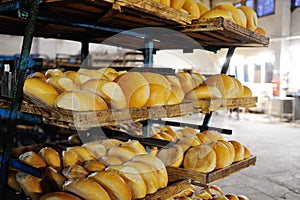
[16,172,43,200]
[106,146,138,162]
[99,155,123,166]
[142,72,172,106]
[83,142,106,160]
[124,161,159,194]
[243,145,251,159]
[238,6,258,31]
[242,85,252,97]
[205,74,238,98]
[78,69,105,79]
[24,78,59,107]
[100,139,123,150]
[196,132,212,144]
[255,27,266,36]
[63,178,111,200]
[218,140,235,165]
[115,72,150,108]
[183,0,200,19]
[121,140,147,154]
[38,147,61,171]
[212,141,232,169]
[205,185,224,196]
[46,75,78,93]
[212,196,229,200]
[176,72,198,94]
[39,192,81,200]
[88,171,132,200]
[156,145,184,167]
[201,130,224,142]
[183,144,216,173]
[237,195,250,200]
[54,91,108,111]
[167,84,185,105]
[64,71,91,85]
[177,135,201,152]
[229,140,245,162]
[8,170,22,192]
[106,165,147,199]
[44,167,66,191]
[132,154,168,188]
[232,78,244,97]
[214,3,247,27]
[196,1,209,15]
[194,190,213,199]
[161,0,170,6]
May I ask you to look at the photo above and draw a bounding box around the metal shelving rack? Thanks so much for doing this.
[0,0,269,198]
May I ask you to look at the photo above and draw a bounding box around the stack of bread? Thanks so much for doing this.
[152,0,266,35]
[9,139,169,200]
[24,68,193,111]
[166,184,250,200]
[150,126,252,173]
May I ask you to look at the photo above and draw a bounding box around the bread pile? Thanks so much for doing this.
[150,126,252,173]
[152,0,266,35]
[9,139,169,200]
[24,68,192,111]
[166,184,250,200]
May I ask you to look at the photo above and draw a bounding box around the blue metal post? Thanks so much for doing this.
[0,0,40,197]
[143,37,154,67]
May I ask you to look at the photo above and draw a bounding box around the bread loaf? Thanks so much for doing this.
[156,145,184,167]
[106,165,147,199]
[242,85,252,97]
[27,72,47,82]
[45,69,64,78]
[232,78,244,97]
[237,195,250,200]
[124,161,159,194]
[62,150,82,168]
[170,0,186,10]
[99,155,123,166]
[219,140,235,165]
[16,172,43,200]
[121,140,147,154]
[81,79,127,109]
[205,74,238,98]
[82,142,106,160]
[106,146,138,162]
[8,169,22,192]
[88,171,132,200]
[62,165,89,179]
[183,144,216,173]
[44,167,66,191]
[176,72,197,94]
[54,91,108,111]
[161,0,170,6]
[183,0,200,19]
[243,145,251,159]
[196,132,212,144]
[132,154,168,188]
[142,72,172,106]
[211,141,232,169]
[177,135,201,152]
[214,3,247,27]
[19,151,47,168]
[38,147,61,171]
[196,1,209,15]
[115,72,150,108]
[229,140,245,162]
[186,84,222,100]
[205,185,224,196]
[64,71,91,85]
[46,75,78,93]
[212,195,230,200]
[78,69,105,79]
[200,9,234,23]
[24,78,58,107]
[225,194,239,200]
[63,178,111,200]
[82,160,106,172]
[255,27,266,36]
[39,192,81,200]
[238,6,258,31]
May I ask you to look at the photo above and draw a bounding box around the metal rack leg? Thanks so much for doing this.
[81,40,89,67]
[143,37,154,67]
[0,0,40,197]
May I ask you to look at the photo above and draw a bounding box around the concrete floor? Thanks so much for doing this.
[209,112,300,200]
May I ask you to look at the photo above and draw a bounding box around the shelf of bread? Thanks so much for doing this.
[4,140,194,200]
[193,96,257,114]
[0,0,269,51]
[167,155,256,185]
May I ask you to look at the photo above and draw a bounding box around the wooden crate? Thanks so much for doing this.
[167,156,256,185]
[193,97,258,114]
[0,99,193,130]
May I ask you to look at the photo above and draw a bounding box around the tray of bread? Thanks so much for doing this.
[0,68,195,130]
[122,125,257,185]
[4,140,194,200]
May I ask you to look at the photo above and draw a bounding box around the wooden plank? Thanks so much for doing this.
[144,179,191,200]
[194,97,258,113]
[0,99,193,130]
[167,156,256,184]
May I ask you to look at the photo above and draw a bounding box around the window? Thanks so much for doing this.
[256,0,275,17]
[291,0,300,11]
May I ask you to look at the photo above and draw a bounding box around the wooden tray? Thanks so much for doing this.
[167,156,256,185]
[0,99,193,130]
[193,97,258,114]
[181,17,269,50]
